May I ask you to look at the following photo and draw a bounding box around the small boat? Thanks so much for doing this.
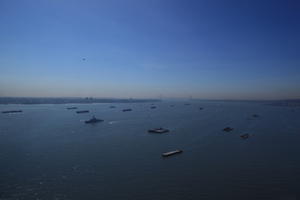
[162,150,183,157]
[76,110,89,114]
[150,106,156,109]
[122,109,132,112]
[252,114,259,118]
[67,107,77,110]
[223,127,234,132]
[148,128,170,134]
[170,105,175,107]
[199,107,203,110]
[2,110,23,114]
[85,116,104,124]
[184,103,191,106]
[109,106,116,108]
[240,133,250,139]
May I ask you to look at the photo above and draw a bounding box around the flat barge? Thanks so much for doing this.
[67,107,78,110]
[2,110,23,114]
[76,110,89,114]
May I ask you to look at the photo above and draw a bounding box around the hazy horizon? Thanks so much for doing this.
[1,0,299,100]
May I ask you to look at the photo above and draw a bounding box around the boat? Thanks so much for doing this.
[252,114,259,118]
[240,133,250,139]
[2,110,22,114]
[150,106,156,109]
[122,109,132,112]
[148,128,170,134]
[162,150,183,157]
[67,107,77,110]
[223,127,234,132]
[76,110,89,114]
[199,107,203,110]
[85,116,104,124]
[184,103,191,106]
[109,106,116,108]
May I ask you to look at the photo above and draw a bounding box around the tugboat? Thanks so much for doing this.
[122,109,132,112]
[76,110,89,114]
[148,128,170,134]
[85,116,104,124]
[162,150,183,157]
[240,133,250,139]
[223,127,234,132]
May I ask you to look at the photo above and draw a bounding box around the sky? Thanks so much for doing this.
[0,0,299,100]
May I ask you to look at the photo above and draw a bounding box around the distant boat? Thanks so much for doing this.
[76,110,89,114]
[170,105,175,107]
[199,107,203,110]
[252,114,259,118]
[85,116,104,124]
[240,133,250,139]
[150,106,156,109]
[2,110,22,114]
[67,107,77,110]
[122,109,132,112]
[148,128,169,134]
[184,103,191,106]
[109,106,116,108]
[162,150,183,157]
[223,127,234,132]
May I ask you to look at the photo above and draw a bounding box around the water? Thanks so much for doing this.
[0,101,300,200]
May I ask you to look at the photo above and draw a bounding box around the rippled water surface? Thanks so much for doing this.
[0,101,300,200]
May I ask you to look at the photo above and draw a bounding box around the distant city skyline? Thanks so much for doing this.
[0,0,299,100]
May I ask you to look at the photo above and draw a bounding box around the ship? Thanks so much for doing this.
[76,110,89,114]
[2,110,22,114]
[67,107,77,110]
[148,128,170,134]
[223,127,234,132]
[85,116,104,124]
[122,109,132,112]
[162,150,183,157]
[240,133,250,139]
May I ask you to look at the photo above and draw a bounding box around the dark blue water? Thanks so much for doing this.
[0,101,300,200]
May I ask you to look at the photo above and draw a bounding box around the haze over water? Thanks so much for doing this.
[1,101,300,199]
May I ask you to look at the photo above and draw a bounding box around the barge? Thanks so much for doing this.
[76,110,89,114]
[2,110,22,114]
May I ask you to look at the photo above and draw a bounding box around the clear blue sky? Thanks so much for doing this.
[0,0,299,100]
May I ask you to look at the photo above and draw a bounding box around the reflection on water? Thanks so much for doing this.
[0,101,300,200]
